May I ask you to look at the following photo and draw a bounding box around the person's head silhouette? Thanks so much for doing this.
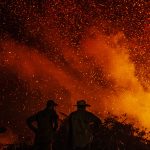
[46,100,58,110]
[75,100,90,110]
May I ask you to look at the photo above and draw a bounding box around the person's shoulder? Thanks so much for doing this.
[86,111,94,115]
[72,111,78,115]
[38,110,44,114]
[27,112,38,121]
[87,111,102,122]
[86,111,99,118]
[36,110,45,117]
[68,111,77,117]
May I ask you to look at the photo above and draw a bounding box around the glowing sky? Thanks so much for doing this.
[0,0,149,138]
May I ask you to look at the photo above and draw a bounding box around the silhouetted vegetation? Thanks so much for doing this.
[91,114,150,150]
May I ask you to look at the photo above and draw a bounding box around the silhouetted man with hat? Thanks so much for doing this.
[67,100,101,150]
[27,100,58,150]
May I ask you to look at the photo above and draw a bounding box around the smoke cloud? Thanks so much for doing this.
[0,0,149,136]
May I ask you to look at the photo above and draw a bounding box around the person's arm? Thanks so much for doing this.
[26,115,38,133]
[89,112,102,129]
[93,115,102,125]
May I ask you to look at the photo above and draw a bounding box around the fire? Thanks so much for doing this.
[1,27,150,131]
[82,28,150,129]
[0,0,149,137]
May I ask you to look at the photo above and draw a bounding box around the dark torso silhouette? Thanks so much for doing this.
[27,108,58,145]
[68,110,101,149]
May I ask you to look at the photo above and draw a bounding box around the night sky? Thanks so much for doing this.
[0,0,149,140]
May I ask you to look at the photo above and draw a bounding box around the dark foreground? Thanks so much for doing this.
[1,115,150,150]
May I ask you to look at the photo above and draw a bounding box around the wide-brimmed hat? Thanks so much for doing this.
[47,100,58,107]
[74,100,91,107]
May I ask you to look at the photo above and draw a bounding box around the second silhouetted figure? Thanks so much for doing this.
[27,100,58,150]
[67,100,102,150]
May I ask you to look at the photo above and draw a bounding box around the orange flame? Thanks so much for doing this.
[1,27,150,131]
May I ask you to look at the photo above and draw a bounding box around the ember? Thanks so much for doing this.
[0,0,149,140]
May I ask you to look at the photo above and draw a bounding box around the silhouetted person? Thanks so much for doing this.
[27,100,58,150]
[67,100,102,150]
